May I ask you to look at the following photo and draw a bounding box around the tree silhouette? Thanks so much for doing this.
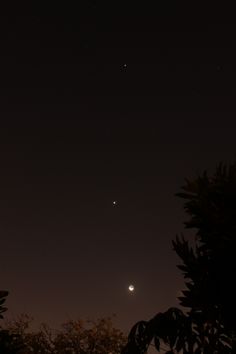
[174,163,236,331]
[0,330,24,354]
[0,291,24,353]
[54,317,126,354]
[3,314,126,354]
[123,307,231,354]
[123,162,236,354]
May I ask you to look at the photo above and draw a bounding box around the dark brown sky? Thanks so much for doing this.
[0,3,236,332]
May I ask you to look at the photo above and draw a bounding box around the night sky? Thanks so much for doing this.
[0,3,236,332]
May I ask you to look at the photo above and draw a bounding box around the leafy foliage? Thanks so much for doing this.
[123,307,232,354]
[0,290,9,319]
[122,162,236,354]
[174,163,236,330]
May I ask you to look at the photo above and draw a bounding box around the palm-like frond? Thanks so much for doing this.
[0,291,8,319]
